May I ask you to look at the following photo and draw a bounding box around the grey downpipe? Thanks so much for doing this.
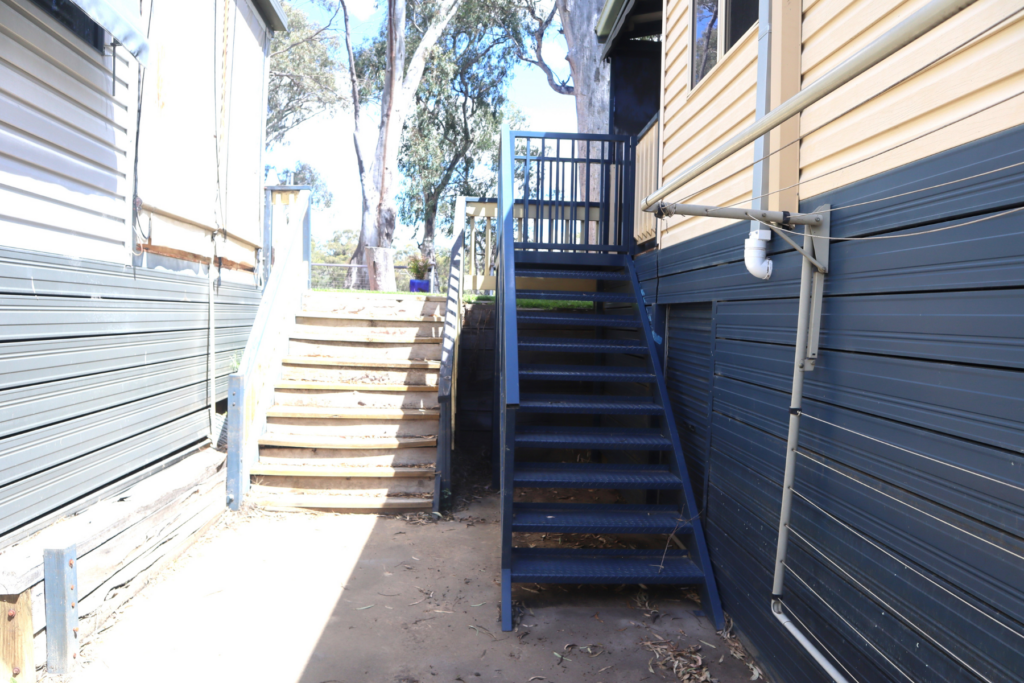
[747,0,773,280]
[640,0,981,211]
[771,230,851,683]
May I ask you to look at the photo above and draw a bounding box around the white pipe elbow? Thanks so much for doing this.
[745,236,773,280]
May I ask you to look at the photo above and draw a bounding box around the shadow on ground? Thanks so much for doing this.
[296,439,760,683]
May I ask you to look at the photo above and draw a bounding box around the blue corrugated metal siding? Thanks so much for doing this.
[665,304,713,513]
[0,246,260,544]
[652,124,1024,682]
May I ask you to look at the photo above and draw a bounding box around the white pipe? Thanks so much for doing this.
[744,237,773,280]
[641,0,981,211]
[773,601,852,683]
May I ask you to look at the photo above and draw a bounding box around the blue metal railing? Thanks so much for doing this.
[495,127,519,614]
[511,131,636,253]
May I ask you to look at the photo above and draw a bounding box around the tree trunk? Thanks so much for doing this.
[366,246,397,291]
[557,0,610,135]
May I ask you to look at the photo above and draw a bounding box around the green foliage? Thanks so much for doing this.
[406,254,432,280]
[397,1,524,242]
[313,229,359,263]
[266,2,345,147]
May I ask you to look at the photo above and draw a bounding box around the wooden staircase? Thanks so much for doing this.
[248,292,445,512]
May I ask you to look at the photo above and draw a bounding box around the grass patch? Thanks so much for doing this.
[464,293,592,311]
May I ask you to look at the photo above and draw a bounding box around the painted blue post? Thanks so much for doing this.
[43,545,78,673]
[303,198,312,290]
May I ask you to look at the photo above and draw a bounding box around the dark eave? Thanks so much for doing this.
[600,0,663,61]
[252,0,288,31]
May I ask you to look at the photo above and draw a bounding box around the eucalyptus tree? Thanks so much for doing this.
[340,0,463,290]
[396,0,522,273]
[513,0,609,135]
[266,2,345,147]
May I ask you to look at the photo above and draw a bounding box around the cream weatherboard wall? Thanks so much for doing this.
[659,0,759,248]
[798,0,1024,198]
[655,0,1024,251]
[0,0,272,278]
[136,0,272,281]
[0,0,138,263]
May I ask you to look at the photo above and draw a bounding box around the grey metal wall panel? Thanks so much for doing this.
[0,245,260,543]
[652,125,1024,683]
[0,327,252,391]
[0,246,261,305]
[666,304,713,511]
[715,289,1024,368]
[0,295,257,341]
[0,352,237,438]
[0,412,209,534]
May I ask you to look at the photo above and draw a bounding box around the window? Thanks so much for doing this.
[692,0,758,87]
[29,0,105,54]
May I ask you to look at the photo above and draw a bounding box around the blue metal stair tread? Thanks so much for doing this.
[514,252,626,268]
[519,394,663,414]
[517,311,639,327]
[510,548,704,584]
[519,337,648,354]
[515,269,629,280]
[519,364,655,382]
[514,462,679,488]
[516,289,634,303]
[512,503,689,534]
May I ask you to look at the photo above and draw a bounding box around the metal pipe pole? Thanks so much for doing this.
[655,202,823,226]
[641,0,980,210]
[772,229,815,598]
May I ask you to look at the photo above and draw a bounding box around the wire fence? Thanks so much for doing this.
[311,263,413,292]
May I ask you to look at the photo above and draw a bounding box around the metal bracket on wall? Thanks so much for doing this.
[804,205,829,371]
[43,545,78,673]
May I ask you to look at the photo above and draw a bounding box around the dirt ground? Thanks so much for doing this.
[50,485,765,683]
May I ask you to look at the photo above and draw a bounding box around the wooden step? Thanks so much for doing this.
[251,491,433,512]
[266,406,440,419]
[275,381,437,392]
[264,416,438,438]
[258,446,437,468]
[279,365,439,386]
[297,312,443,323]
[290,327,443,343]
[282,357,441,369]
[251,472,432,493]
[272,387,440,410]
[257,434,437,449]
[251,464,433,478]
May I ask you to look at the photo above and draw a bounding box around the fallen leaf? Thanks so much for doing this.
[700,639,717,649]
[356,604,374,610]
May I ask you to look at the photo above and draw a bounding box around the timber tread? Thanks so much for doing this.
[250,464,434,478]
[281,357,441,369]
[258,434,437,449]
[290,329,443,343]
[519,337,647,354]
[510,548,704,584]
[252,492,433,511]
[513,462,680,488]
[517,311,638,327]
[512,503,689,534]
[518,364,655,382]
[297,312,443,323]
[265,406,441,419]
[275,381,436,392]
[518,394,663,415]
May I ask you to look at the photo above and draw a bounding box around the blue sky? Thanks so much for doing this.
[264,0,578,251]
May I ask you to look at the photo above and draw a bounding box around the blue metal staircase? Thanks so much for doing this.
[492,128,724,632]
